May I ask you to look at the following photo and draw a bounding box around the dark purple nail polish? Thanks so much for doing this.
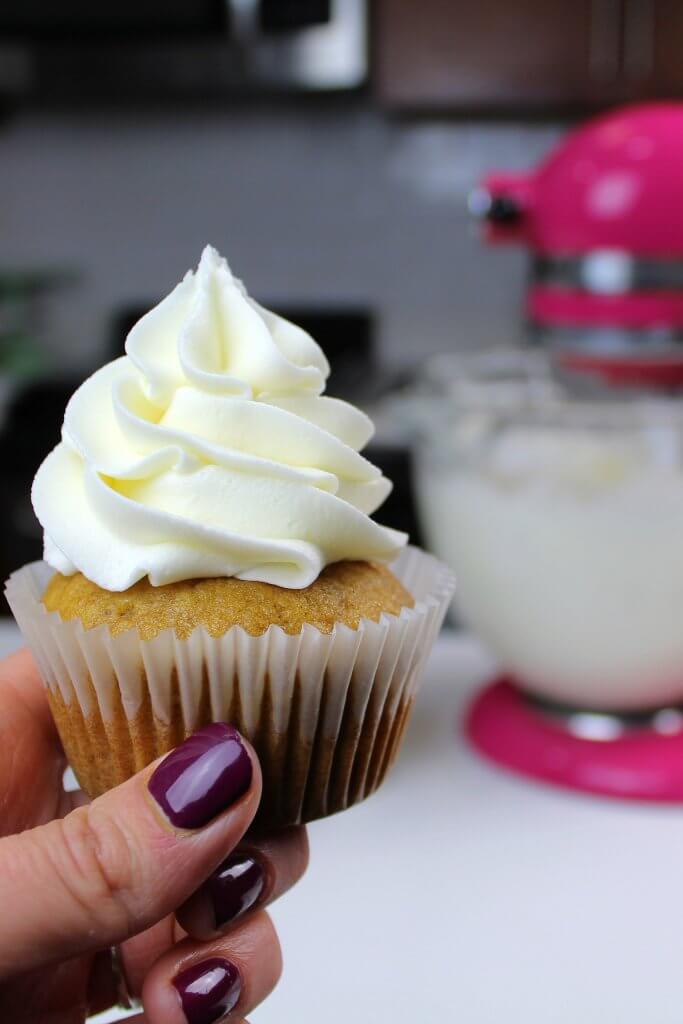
[208,854,265,929]
[173,957,241,1024]
[148,723,252,830]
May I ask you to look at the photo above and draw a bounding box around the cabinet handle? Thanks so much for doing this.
[589,0,621,80]
[622,0,655,80]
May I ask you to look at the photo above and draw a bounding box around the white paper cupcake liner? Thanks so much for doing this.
[6,547,455,826]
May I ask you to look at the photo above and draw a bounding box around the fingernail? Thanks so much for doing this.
[148,723,252,830]
[208,853,265,929]
[173,957,241,1024]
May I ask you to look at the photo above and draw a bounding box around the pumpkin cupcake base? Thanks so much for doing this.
[7,547,455,830]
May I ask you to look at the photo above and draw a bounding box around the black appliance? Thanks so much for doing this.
[0,0,365,100]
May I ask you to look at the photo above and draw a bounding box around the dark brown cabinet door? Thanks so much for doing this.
[374,0,624,110]
[622,0,683,96]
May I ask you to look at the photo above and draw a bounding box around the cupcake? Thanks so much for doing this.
[7,246,454,829]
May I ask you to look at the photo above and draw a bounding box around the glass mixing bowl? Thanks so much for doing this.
[412,377,683,712]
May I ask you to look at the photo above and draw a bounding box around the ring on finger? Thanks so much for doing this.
[110,944,142,1011]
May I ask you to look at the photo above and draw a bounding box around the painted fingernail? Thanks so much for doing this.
[208,854,265,929]
[173,957,241,1024]
[148,723,252,830]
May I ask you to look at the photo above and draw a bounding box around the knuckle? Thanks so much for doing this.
[264,914,284,989]
[49,805,140,938]
[264,826,309,889]
[251,910,283,989]
[290,827,310,879]
[229,909,283,1004]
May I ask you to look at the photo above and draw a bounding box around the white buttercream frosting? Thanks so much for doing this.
[419,419,683,709]
[32,246,406,590]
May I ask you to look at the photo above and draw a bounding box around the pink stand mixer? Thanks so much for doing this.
[457,103,683,801]
[471,102,683,390]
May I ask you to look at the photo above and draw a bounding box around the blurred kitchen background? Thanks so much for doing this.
[8,11,683,1022]
[0,0,680,589]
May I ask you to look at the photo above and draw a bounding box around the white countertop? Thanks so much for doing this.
[264,632,683,1024]
[2,623,682,1023]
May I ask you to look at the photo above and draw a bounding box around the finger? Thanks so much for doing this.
[0,649,66,835]
[0,723,261,979]
[110,1016,248,1024]
[142,911,282,1023]
[120,916,185,999]
[118,829,308,1000]
[88,916,186,1014]
[177,826,309,939]
[0,648,60,735]
[0,954,92,1022]
[102,1017,255,1024]
[66,787,91,811]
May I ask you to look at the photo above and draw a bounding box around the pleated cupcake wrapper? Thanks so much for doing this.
[6,547,455,827]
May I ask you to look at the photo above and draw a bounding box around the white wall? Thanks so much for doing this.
[0,105,563,369]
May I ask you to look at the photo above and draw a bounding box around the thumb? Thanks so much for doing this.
[0,723,260,979]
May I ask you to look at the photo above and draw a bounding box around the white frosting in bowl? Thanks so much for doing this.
[33,246,406,590]
[417,419,683,710]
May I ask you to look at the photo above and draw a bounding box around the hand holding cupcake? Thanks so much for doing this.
[7,246,454,829]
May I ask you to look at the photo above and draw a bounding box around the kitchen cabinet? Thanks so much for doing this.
[632,0,683,95]
[374,0,683,111]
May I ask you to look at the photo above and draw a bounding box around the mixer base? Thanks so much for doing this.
[466,678,683,802]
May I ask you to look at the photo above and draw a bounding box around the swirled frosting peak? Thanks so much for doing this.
[32,246,406,590]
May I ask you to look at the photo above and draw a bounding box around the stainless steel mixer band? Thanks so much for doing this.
[527,691,683,739]
[533,323,683,346]
[533,253,683,293]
